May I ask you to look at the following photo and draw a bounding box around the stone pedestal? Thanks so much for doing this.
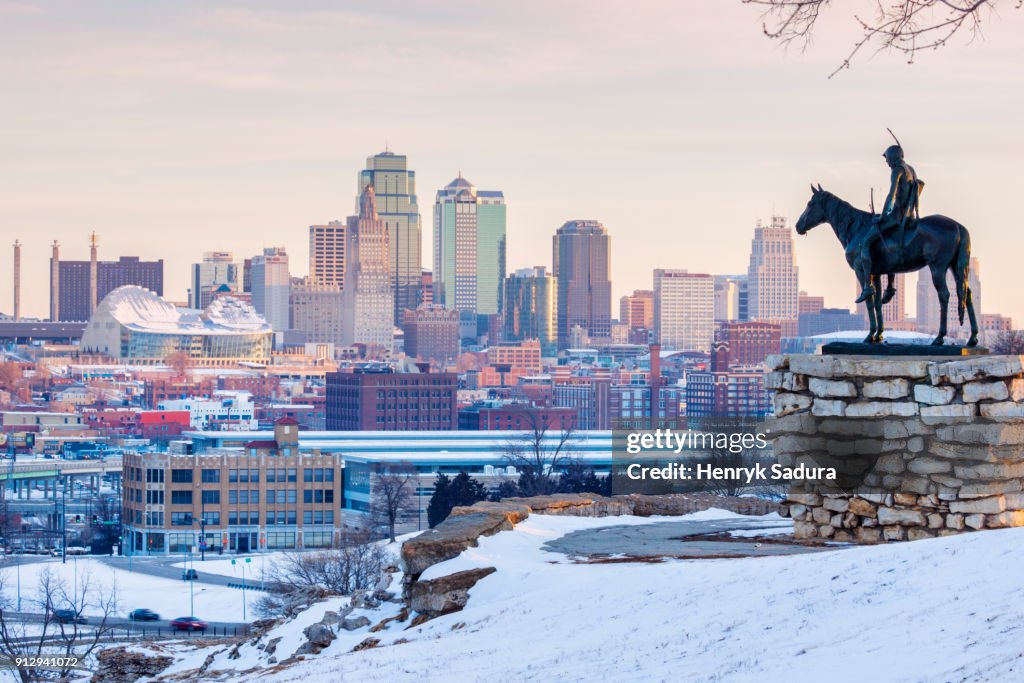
[767,354,1024,542]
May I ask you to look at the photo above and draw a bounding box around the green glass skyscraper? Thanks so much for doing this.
[433,175,507,317]
[358,151,422,325]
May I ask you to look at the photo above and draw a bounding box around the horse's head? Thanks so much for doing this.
[795,184,828,235]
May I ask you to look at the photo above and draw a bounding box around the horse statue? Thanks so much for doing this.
[795,184,978,347]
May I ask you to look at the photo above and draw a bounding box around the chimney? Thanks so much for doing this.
[50,240,60,322]
[649,343,661,422]
[12,240,20,321]
[89,231,99,315]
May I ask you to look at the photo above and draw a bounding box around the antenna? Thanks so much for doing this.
[870,188,875,214]
[886,127,902,148]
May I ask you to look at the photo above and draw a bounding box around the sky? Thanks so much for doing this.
[1,1,1022,324]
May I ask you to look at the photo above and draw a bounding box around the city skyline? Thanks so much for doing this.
[2,3,1023,324]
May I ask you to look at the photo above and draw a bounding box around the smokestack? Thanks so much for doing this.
[50,240,60,322]
[12,240,20,321]
[89,231,98,315]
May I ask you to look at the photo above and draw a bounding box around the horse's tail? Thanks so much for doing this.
[953,226,971,326]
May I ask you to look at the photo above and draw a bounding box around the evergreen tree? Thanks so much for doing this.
[490,479,519,502]
[426,473,452,528]
[449,471,488,509]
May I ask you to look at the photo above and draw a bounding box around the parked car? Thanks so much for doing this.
[128,608,160,622]
[65,546,89,556]
[52,609,87,625]
[170,616,208,632]
[181,568,199,581]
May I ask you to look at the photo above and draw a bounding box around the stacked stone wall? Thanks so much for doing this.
[769,354,1024,542]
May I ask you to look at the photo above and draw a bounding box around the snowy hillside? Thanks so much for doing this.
[248,511,1024,683]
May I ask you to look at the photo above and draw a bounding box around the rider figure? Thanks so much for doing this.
[852,144,923,303]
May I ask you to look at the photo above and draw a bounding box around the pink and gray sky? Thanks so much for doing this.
[1,1,1022,324]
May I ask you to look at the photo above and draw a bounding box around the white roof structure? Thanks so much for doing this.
[87,286,270,336]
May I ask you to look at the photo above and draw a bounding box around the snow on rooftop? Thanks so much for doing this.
[94,285,271,335]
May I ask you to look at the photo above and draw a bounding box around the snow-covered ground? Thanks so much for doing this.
[0,557,250,622]
[249,510,1024,683]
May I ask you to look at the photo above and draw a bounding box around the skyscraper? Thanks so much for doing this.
[190,251,242,309]
[714,275,747,322]
[916,258,981,339]
[290,277,344,346]
[358,151,422,324]
[342,186,394,349]
[309,221,346,288]
[619,290,654,331]
[653,270,714,352]
[503,266,557,357]
[553,220,611,350]
[433,174,507,317]
[251,247,291,333]
[746,216,799,334]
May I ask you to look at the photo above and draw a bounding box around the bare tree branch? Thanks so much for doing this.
[744,0,1018,76]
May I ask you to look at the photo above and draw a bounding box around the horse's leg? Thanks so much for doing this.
[964,287,979,347]
[930,265,950,346]
[872,274,885,343]
[861,278,876,344]
[880,274,896,305]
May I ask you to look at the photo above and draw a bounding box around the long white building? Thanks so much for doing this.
[653,269,714,352]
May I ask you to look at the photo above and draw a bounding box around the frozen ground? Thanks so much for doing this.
[256,511,1022,683]
[0,557,250,622]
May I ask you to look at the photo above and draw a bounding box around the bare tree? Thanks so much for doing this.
[0,566,119,682]
[991,329,1024,354]
[369,462,417,543]
[164,351,190,378]
[502,410,580,497]
[744,0,1019,76]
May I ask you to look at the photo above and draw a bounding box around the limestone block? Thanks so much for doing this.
[946,513,965,530]
[907,436,925,453]
[848,498,877,517]
[854,527,881,543]
[932,475,964,488]
[935,424,1024,447]
[949,495,1006,515]
[929,356,1024,385]
[833,530,853,542]
[863,378,910,400]
[789,355,929,379]
[920,404,977,419]
[964,513,985,529]
[774,392,812,417]
[958,480,1022,499]
[902,476,931,495]
[787,492,822,506]
[1004,493,1024,510]
[877,507,926,526]
[875,453,905,474]
[861,517,878,528]
[764,371,785,390]
[984,511,1024,528]
[767,412,818,435]
[882,526,906,541]
[927,513,944,529]
[829,513,843,527]
[789,503,807,520]
[907,528,935,541]
[782,373,808,391]
[914,384,956,405]
[1011,378,1024,401]
[811,398,846,417]
[962,380,1010,403]
[907,458,952,475]
[826,440,857,457]
[980,402,1024,418]
[818,524,835,538]
[842,511,857,528]
[793,520,817,538]
[809,377,857,398]
[764,354,789,371]
[893,492,918,506]
[845,401,919,418]
[953,462,1024,481]
[811,507,832,525]
[822,497,849,513]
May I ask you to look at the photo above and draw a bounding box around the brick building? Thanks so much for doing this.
[325,367,458,431]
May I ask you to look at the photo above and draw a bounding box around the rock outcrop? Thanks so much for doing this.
[401,511,515,579]
[91,648,173,683]
[409,567,498,616]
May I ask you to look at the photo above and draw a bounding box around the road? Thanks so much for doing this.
[6,610,250,633]
[94,554,271,590]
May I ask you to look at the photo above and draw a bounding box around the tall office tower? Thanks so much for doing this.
[190,251,242,309]
[503,266,557,357]
[746,216,799,334]
[309,221,346,287]
[653,270,715,353]
[798,290,825,315]
[713,275,746,322]
[916,258,981,338]
[856,272,908,325]
[49,243,164,323]
[619,290,654,331]
[12,240,21,321]
[290,277,344,346]
[251,247,291,333]
[433,174,507,316]
[342,186,394,348]
[358,151,421,325]
[553,220,612,350]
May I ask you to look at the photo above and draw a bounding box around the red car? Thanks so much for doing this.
[170,616,208,632]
